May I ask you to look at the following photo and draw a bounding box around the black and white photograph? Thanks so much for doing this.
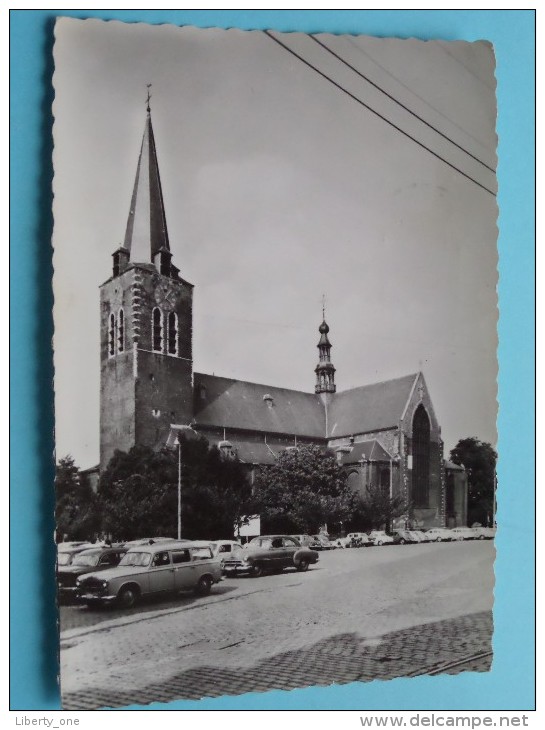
[52,18,499,710]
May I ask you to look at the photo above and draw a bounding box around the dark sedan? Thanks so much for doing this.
[57,545,127,602]
[223,535,319,577]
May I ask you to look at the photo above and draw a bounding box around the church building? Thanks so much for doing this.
[99,107,467,530]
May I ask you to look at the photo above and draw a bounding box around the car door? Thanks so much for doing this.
[148,550,175,593]
[282,537,299,567]
[170,548,194,590]
[269,536,287,568]
[190,546,217,581]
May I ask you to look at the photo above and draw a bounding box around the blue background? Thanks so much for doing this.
[10,9,535,711]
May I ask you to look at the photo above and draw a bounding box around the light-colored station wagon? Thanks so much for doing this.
[76,540,222,608]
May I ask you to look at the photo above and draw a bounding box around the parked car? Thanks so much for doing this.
[471,526,496,540]
[410,530,429,542]
[223,535,319,577]
[291,534,313,546]
[57,543,95,567]
[57,545,127,601]
[346,532,370,547]
[76,540,222,608]
[208,540,243,571]
[309,534,335,550]
[393,530,419,545]
[367,531,394,546]
[330,536,352,548]
[122,537,177,546]
[426,528,455,542]
[450,527,476,541]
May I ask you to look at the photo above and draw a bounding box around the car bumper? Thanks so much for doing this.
[77,592,117,604]
[224,564,253,576]
[58,585,78,596]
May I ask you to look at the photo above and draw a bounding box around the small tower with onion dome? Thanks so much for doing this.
[314,300,336,395]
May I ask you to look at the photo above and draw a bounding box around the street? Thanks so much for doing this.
[60,540,495,709]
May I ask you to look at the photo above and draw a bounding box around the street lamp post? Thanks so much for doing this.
[174,436,182,540]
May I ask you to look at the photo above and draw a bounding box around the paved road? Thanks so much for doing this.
[60,540,495,709]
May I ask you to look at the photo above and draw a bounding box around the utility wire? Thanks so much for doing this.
[264,31,496,197]
[345,37,493,155]
[310,35,495,174]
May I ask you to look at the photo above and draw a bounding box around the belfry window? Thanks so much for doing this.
[152,308,163,352]
[167,312,178,355]
[117,309,124,353]
[108,313,116,357]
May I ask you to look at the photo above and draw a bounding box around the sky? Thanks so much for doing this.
[52,18,499,469]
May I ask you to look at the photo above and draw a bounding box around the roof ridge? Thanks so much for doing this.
[335,372,418,396]
[193,372,319,397]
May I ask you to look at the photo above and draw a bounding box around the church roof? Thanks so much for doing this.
[231,440,286,465]
[328,373,418,438]
[124,111,170,262]
[337,439,393,465]
[193,373,326,438]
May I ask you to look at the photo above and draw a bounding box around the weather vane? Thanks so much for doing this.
[322,294,326,320]
[146,83,152,113]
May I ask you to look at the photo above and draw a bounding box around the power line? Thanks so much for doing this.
[264,31,496,197]
[310,35,495,174]
[345,37,494,156]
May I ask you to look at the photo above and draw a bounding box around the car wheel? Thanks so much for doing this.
[479,535,485,540]
[436,537,442,542]
[251,564,263,578]
[377,540,383,546]
[117,585,139,609]
[296,559,309,572]
[195,575,212,596]
[399,538,406,545]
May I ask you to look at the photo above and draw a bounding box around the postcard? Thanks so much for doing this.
[52,18,498,709]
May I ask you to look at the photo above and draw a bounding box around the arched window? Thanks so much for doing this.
[380,467,390,493]
[167,312,178,355]
[108,312,116,357]
[117,309,124,353]
[152,308,163,352]
[412,404,431,507]
[347,470,363,499]
[446,472,456,518]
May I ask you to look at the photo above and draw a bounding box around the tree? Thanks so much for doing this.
[55,456,100,541]
[349,483,409,532]
[252,444,354,534]
[449,437,497,526]
[97,438,252,541]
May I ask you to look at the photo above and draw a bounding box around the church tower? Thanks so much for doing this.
[99,100,193,471]
[315,310,336,395]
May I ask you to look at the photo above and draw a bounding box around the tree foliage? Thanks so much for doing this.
[252,444,354,534]
[98,438,252,541]
[350,484,409,532]
[449,437,497,526]
[55,456,100,541]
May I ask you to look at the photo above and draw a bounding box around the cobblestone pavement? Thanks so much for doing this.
[60,541,495,710]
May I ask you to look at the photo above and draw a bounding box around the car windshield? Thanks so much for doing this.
[119,551,151,567]
[57,552,73,566]
[72,553,100,567]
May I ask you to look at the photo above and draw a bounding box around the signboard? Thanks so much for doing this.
[237,515,261,538]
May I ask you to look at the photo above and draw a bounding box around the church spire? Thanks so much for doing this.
[315,299,336,394]
[117,91,176,278]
